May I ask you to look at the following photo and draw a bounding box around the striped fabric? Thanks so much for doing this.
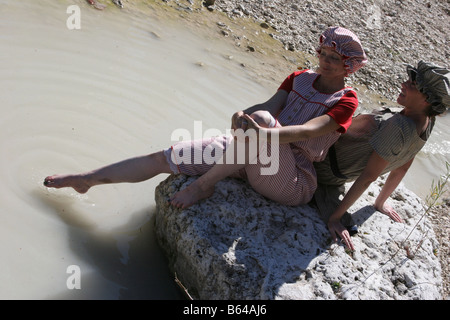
[278,70,357,163]
[314,109,435,186]
[317,26,367,76]
[164,70,358,206]
[406,60,450,115]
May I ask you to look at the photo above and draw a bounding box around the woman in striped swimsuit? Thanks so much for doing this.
[44,27,367,208]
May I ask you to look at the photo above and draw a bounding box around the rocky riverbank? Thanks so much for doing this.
[156,0,449,102]
[149,0,449,299]
[155,174,443,299]
[209,0,449,101]
[95,0,448,299]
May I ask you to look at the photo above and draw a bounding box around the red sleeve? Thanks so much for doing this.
[326,90,358,133]
[278,70,308,92]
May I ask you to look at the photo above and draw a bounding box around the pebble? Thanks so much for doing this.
[188,0,449,101]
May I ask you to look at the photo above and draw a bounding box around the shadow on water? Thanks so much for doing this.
[32,189,184,299]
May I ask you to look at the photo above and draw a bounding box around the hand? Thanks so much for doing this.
[231,111,247,131]
[374,202,403,223]
[328,218,355,251]
[242,114,262,131]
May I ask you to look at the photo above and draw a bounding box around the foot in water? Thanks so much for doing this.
[170,182,215,209]
[43,174,91,194]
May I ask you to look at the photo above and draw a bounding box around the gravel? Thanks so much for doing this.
[210,0,449,101]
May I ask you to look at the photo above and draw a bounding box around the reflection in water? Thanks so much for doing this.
[0,0,272,299]
[35,188,178,299]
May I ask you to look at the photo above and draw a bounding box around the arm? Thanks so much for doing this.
[373,158,414,223]
[328,151,389,250]
[244,89,289,116]
[243,113,341,144]
[232,90,288,130]
[242,89,357,143]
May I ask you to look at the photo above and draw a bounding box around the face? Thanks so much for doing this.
[397,79,429,110]
[318,47,347,78]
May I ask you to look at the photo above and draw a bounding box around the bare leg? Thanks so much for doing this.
[170,153,246,209]
[170,132,259,209]
[247,110,276,128]
[44,151,171,193]
[170,111,278,209]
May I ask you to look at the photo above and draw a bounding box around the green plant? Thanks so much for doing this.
[402,161,449,259]
[344,161,449,295]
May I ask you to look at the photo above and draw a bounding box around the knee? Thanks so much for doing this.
[249,110,276,128]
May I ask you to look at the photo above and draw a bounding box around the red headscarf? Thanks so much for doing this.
[317,26,367,76]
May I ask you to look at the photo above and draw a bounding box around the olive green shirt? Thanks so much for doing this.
[314,108,434,186]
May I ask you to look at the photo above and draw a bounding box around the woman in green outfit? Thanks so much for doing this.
[314,60,450,250]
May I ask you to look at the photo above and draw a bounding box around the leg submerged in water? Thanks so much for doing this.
[43,151,171,193]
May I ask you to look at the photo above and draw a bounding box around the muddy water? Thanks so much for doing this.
[0,0,273,299]
[0,0,448,299]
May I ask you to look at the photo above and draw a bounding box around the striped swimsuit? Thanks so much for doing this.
[164,70,358,205]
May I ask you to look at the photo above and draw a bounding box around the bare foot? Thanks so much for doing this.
[43,174,91,194]
[170,182,215,209]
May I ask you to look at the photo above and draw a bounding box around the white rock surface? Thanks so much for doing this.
[154,174,443,300]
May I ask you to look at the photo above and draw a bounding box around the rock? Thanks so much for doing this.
[154,174,443,300]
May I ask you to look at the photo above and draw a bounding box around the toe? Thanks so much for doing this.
[43,176,54,186]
